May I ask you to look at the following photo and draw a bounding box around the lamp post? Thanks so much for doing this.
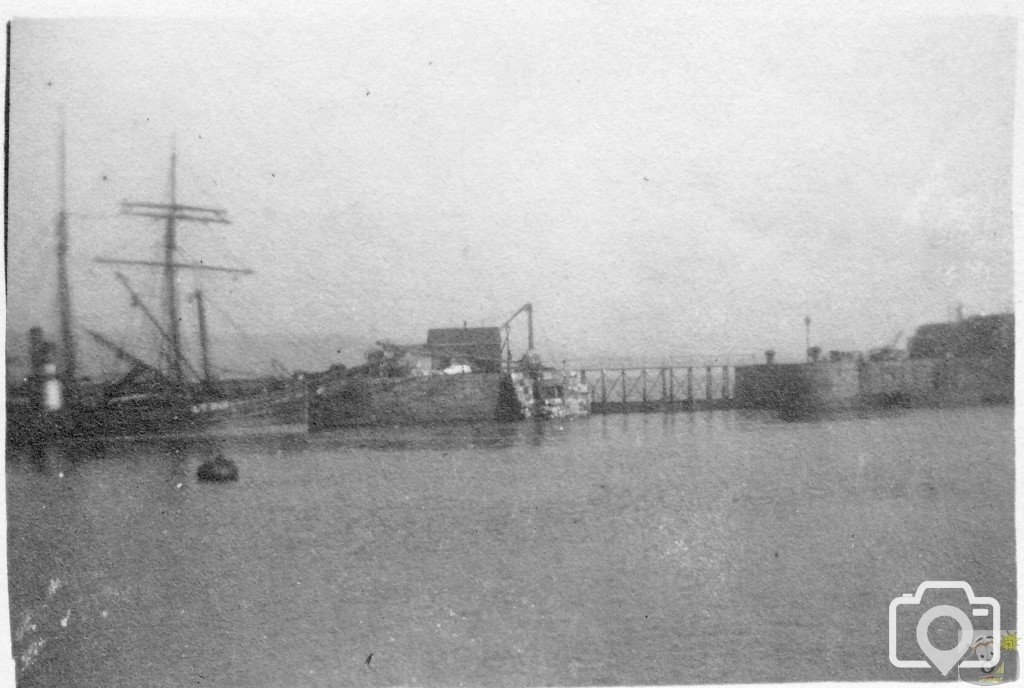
[804,315,811,362]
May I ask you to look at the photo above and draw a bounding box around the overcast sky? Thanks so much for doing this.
[5,5,1018,377]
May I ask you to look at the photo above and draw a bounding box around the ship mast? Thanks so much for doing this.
[104,148,248,389]
[164,149,182,383]
[56,121,77,395]
[193,289,213,389]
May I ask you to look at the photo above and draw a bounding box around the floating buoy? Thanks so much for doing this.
[197,454,238,482]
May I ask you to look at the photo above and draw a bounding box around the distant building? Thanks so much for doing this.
[908,313,1014,360]
[426,327,503,373]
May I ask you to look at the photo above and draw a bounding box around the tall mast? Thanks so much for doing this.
[194,289,213,388]
[56,120,77,394]
[164,148,183,384]
[111,146,246,390]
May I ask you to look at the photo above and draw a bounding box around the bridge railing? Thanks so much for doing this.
[577,365,737,412]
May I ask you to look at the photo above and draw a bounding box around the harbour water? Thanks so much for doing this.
[7,407,1015,686]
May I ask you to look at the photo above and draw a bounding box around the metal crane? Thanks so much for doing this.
[500,303,534,367]
[869,329,905,362]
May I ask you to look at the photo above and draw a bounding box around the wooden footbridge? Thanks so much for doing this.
[578,364,739,414]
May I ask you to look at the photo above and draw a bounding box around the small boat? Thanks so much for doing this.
[533,369,591,419]
[197,455,239,482]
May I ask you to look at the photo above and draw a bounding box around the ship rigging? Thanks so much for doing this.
[91,149,251,394]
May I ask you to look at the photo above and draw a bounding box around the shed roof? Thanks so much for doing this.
[426,327,502,365]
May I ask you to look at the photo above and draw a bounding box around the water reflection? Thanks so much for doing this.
[527,419,546,447]
[734,406,913,425]
[309,420,531,452]
[16,441,107,477]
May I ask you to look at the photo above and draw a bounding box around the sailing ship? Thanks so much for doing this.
[6,138,307,445]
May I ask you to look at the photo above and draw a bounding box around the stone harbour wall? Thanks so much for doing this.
[860,356,1013,407]
[734,355,1013,413]
[733,361,860,413]
[309,372,523,429]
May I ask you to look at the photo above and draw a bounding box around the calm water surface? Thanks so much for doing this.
[7,407,1016,686]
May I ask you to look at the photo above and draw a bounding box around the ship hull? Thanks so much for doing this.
[6,398,202,445]
[6,387,308,446]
